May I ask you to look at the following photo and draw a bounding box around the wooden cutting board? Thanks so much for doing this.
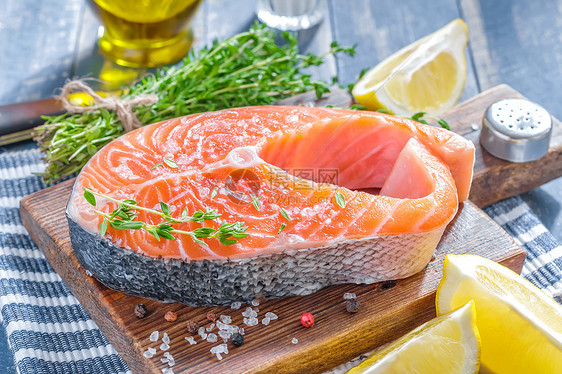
[20,84,562,373]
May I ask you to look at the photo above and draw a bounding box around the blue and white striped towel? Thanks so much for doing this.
[1,142,561,374]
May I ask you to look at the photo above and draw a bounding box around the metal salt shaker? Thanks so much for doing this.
[480,98,552,162]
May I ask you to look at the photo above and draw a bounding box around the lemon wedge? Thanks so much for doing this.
[352,19,468,117]
[347,301,480,373]
[436,254,562,373]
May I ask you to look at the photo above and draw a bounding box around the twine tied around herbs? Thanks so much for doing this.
[58,80,159,133]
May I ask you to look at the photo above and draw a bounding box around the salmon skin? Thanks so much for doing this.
[67,106,475,306]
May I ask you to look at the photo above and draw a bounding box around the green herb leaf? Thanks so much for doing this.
[160,201,170,215]
[251,196,261,211]
[151,163,162,170]
[219,237,238,246]
[111,221,144,230]
[189,208,221,222]
[157,228,175,240]
[147,227,161,241]
[411,112,426,122]
[163,158,178,169]
[192,237,208,247]
[280,208,291,221]
[181,207,189,219]
[438,119,451,130]
[334,191,346,208]
[99,219,108,236]
[278,223,286,234]
[376,109,391,114]
[193,227,216,238]
[83,188,96,206]
[350,104,367,111]
[210,187,218,200]
[357,67,369,80]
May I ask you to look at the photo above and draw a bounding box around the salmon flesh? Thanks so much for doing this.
[67,106,475,305]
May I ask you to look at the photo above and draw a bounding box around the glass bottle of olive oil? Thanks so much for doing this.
[88,0,203,68]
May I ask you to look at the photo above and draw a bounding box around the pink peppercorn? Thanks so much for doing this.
[300,312,314,328]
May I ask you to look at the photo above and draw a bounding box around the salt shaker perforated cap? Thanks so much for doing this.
[480,98,552,163]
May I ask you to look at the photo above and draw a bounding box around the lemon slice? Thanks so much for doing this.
[436,254,562,373]
[352,19,468,117]
[347,301,480,373]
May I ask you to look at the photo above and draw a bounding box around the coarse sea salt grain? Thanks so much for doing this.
[251,300,260,306]
[150,331,159,342]
[221,344,229,354]
[216,320,228,330]
[262,317,270,326]
[161,358,169,364]
[239,328,245,335]
[143,349,154,358]
[242,307,253,318]
[230,302,242,309]
[292,338,298,344]
[185,336,197,345]
[220,315,232,324]
[162,332,170,344]
[206,323,215,332]
[227,325,239,334]
[198,327,207,340]
[207,333,218,343]
[160,342,170,351]
[265,312,278,320]
[343,292,357,300]
[244,317,258,327]
[168,356,176,367]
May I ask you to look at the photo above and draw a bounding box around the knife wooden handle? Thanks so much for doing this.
[0,97,63,137]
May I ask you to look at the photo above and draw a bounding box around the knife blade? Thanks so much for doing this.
[0,97,64,137]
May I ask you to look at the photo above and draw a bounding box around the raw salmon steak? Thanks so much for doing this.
[67,106,475,305]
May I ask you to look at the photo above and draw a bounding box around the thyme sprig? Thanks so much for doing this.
[408,112,451,130]
[83,188,248,246]
[36,23,355,184]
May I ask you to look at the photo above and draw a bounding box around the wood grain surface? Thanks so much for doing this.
[20,180,525,374]
[19,85,538,373]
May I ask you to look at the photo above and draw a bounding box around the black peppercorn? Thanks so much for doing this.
[346,298,360,313]
[231,332,244,346]
[380,280,397,290]
[134,304,147,318]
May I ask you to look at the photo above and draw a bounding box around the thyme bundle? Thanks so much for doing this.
[35,23,355,184]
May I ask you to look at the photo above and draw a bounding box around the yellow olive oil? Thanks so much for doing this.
[88,0,202,68]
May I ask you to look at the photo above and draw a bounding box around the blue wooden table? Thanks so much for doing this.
[0,0,561,371]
